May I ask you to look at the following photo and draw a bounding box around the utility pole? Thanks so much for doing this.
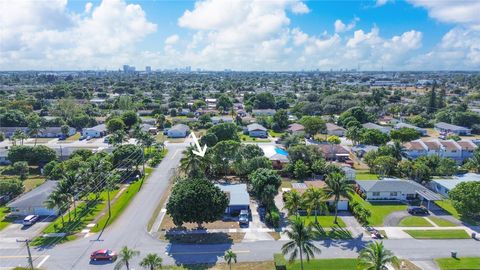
[16,239,34,270]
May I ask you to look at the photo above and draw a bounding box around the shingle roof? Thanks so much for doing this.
[404,140,427,151]
[326,123,346,132]
[432,173,480,190]
[170,124,189,132]
[247,123,267,132]
[435,122,470,131]
[7,181,58,209]
[287,123,305,132]
[439,140,461,151]
[457,140,478,151]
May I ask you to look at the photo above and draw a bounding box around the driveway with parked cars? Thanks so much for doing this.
[0,216,54,249]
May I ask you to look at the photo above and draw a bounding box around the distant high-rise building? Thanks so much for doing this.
[122,65,136,73]
[146,66,151,73]
[185,66,191,72]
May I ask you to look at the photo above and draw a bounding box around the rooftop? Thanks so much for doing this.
[215,184,250,206]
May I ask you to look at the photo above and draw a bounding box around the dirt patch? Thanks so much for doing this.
[161,232,245,244]
[160,214,240,231]
[268,232,281,241]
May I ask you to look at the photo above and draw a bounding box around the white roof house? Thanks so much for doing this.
[430,173,480,196]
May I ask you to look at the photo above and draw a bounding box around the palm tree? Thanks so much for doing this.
[12,129,28,145]
[134,129,155,172]
[106,173,120,218]
[110,130,128,146]
[302,187,328,224]
[358,242,399,270]
[466,149,480,173]
[224,250,237,270]
[324,172,354,224]
[281,217,321,270]
[44,191,68,228]
[114,246,140,270]
[180,145,208,178]
[139,253,162,270]
[27,114,42,146]
[389,141,404,161]
[283,190,302,216]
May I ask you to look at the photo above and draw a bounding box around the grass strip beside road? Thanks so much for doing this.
[288,258,358,270]
[91,167,154,233]
[398,216,433,227]
[404,229,470,239]
[0,206,13,231]
[351,193,407,226]
[435,200,479,226]
[435,257,480,270]
[297,216,346,228]
[429,217,459,227]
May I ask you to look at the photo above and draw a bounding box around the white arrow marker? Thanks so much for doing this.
[191,132,207,157]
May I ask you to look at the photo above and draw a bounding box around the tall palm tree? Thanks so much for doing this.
[139,253,162,270]
[224,250,237,270]
[180,145,208,178]
[281,217,321,270]
[12,129,28,145]
[114,246,140,270]
[358,242,399,270]
[44,191,68,228]
[324,172,354,224]
[466,149,480,173]
[134,129,155,172]
[302,187,328,224]
[27,114,42,146]
[284,190,302,217]
[390,141,404,161]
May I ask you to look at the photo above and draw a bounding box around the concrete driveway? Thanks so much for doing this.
[0,216,53,249]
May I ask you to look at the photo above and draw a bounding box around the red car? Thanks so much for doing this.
[90,249,117,261]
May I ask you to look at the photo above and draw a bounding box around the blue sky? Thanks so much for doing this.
[1,0,479,70]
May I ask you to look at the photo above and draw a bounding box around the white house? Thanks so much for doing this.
[356,179,434,201]
[211,116,234,125]
[82,124,107,138]
[430,173,480,197]
[362,122,391,134]
[7,181,59,216]
[167,124,190,138]
[435,122,471,136]
[252,109,276,116]
[394,123,427,136]
[246,123,268,138]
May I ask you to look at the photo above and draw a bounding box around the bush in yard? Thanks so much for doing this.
[273,253,287,270]
[449,181,480,219]
[266,207,281,228]
[0,178,24,197]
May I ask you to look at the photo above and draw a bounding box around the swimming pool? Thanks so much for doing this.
[275,147,288,156]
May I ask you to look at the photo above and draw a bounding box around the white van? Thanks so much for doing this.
[23,215,39,226]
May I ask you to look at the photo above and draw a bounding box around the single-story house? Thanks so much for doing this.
[246,123,268,138]
[435,122,471,136]
[211,116,234,125]
[351,145,379,158]
[140,123,158,134]
[215,183,250,215]
[362,122,391,134]
[0,149,10,165]
[291,181,349,211]
[7,181,59,216]
[252,109,276,116]
[39,127,76,138]
[287,123,305,135]
[341,165,356,181]
[314,143,350,162]
[167,124,190,138]
[394,123,427,136]
[82,124,107,138]
[430,173,480,197]
[326,123,346,137]
[356,178,441,203]
[0,127,29,138]
[259,145,289,169]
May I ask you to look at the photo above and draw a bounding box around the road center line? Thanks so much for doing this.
[169,250,250,255]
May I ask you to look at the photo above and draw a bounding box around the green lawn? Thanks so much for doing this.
[351,193,407,226]
[404,229,470,239]
[435,200,479,226]
[429,217,459,227]
[298,216,346,228]
[435,257,480,270]
[23,177,46,192]
[0,206,13,231]
[398,216,433,227]
[65,132,81,141]
[288,258,358,270]
[268,130,286,138]
[355,172,379,180]
[91,167,153,233]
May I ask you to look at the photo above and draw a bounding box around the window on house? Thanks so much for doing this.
[390,192,398,196]
[372,192,380,196]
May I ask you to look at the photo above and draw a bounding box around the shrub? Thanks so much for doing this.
[265,206,281,228]
[273,253,287,270]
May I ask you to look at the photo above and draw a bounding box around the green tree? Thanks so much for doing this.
[139,253,163,270]
[436,158,457,176]
[0,179,24,197]
[224,250,237,270]
[390,127,421,142]
[358,242,399,270]
[166,178,229,227]
[114,246,140,270]
[60,125,71,138]
[217,94,233,110]
[13,161,29,180]
[372,156,397,176]
[44,190,68,227]
[465,149,480,173]
[302,187,328,224]
[207,123,240,142]
[249,168,281,207]
[284,190,303,216]
[180,145,209,178]
[281,217,321,270]
[121,111,139,129]
[200,133,218,147]
[324,172,353,224]
[254,92,276,109]
[360,129,390,146]
[273,109,289,130]
[326,135,341,144]
[107,117,126,133]
[27,114,42,146]
[449,181,480,218]
[299,116,326,137]
[427,82,437,114]
[346,126,363,146]
[293,160,310,181]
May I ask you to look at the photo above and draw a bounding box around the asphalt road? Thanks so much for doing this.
[3,140,480,269]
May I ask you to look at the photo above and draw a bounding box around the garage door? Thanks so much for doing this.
[337,201,349,211]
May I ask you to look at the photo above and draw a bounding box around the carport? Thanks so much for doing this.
[416,189,443,210]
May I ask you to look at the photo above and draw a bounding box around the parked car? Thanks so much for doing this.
[90,249,117,261]
[239,210,249,226]
[408,206,429,215]
[79,135,87,140]
[23,215,39,226]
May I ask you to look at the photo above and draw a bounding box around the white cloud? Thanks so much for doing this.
[407,0,480,26]
[165,35,180,45]
[375,0,390,7]
[0,0,157,70]
[334,17,359,33]
[85,2,93,13]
